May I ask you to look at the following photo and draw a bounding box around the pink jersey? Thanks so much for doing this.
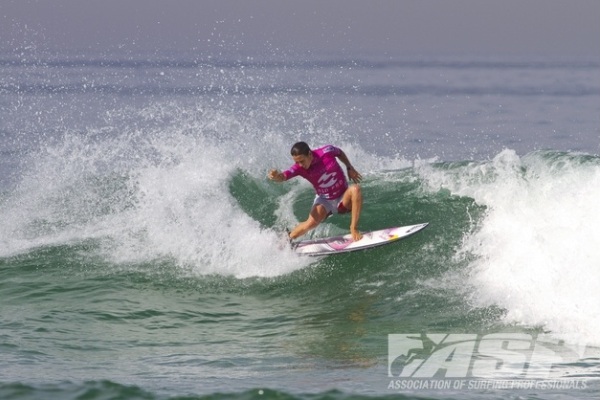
[283,145,348,199]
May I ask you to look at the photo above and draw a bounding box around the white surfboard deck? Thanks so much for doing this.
[293,222,428,256]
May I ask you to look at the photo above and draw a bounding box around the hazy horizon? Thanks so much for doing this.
[2,0,599,59]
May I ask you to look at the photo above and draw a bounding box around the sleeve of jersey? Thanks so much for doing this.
[282,165,299,180]
[321,145,341,156]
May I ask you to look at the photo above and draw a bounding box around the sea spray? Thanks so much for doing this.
[0,103,310,276]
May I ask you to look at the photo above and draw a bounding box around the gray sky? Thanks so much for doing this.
[1,0,599,58]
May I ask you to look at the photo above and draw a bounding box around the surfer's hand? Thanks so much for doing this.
[351,227,363,241]
[347,167,362,184]
[268,169,283,181]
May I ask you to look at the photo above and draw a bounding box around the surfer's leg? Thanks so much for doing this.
[289,204,329,239]
[341,184,363,241]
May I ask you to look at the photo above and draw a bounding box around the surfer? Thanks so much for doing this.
[268,142,363,241]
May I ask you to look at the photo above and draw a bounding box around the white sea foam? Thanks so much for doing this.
[419,149,600,345]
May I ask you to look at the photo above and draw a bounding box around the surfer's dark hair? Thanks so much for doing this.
[290,141,311,156]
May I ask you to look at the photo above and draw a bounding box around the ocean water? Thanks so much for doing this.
[1,49,600,400]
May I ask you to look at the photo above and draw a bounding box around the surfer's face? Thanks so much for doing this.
[292,152,313,169]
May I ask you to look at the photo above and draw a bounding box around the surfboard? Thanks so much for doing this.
[293,222,428,256]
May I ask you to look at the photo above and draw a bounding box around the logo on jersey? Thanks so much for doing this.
[318,172,337,188]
